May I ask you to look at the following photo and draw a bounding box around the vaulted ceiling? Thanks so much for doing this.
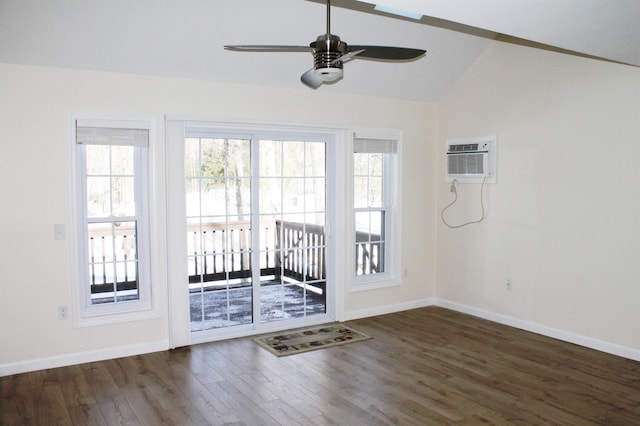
[1,0,637,102]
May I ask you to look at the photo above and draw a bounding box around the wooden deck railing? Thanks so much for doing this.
[185,220,327,291]
[355,230,384,275]
[88,223,139,296]
[87,220,379,295]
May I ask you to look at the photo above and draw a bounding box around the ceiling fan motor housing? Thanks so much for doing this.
[312,34,347,77]
[311,34,347,83]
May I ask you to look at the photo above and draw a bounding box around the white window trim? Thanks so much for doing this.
[348,128,403,292]
[68,113,163,327]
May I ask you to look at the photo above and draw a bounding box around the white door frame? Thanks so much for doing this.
[165,117,348,347]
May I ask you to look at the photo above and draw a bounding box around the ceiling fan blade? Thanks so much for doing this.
[330,49,365,64]
[225,45,312,52]
[300,68,324,89]
[347,45,426,60]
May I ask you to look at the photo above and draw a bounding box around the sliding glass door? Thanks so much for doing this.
[257,139,327,323]
[185,130,330,335]
[185,137,253,330]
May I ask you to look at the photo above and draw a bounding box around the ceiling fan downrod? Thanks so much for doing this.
[326,0,331,36]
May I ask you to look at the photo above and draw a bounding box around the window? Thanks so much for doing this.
[352,134,400,289]
[72,118,153,322]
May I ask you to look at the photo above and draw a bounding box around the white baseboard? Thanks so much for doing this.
[434,298,640,362]
[340,297,435,322]
[5,298,639,376]
[0,340,169,377]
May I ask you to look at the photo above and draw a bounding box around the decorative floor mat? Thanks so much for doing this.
[254,324,372,356]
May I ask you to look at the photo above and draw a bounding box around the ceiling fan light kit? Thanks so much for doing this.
[224,0,426,89]
[315,67,343,82]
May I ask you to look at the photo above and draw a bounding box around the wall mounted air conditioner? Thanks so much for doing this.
[446,136,496,183]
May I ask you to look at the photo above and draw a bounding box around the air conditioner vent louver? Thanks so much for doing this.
[446,136,496,183]
[448,153,484,175]
[448,143,479,153]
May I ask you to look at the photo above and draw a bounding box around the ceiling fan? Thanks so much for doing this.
[224,0,426,89]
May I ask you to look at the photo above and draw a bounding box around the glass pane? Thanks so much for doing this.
[226,178,251,217]
[258,217,279,252]
[114,221,137,262]
[306,178,325,212]
[184,138,200,178]
[200,177,225,217]
[259,140,282,176]
[306,142,325,177]
[227,139,251,177]
[353,177,368,209]
[86,145,110,175]
[353,153,368,176]
[354,210,385,276]
[284,284,306,318]
[88,222,114,263]
[111,146,134,175]
[306,243,324,281]
[187,256,199,280]
[186,225,202,259]
[201,138,225,177]
[354,211,371,234]
[87,176,110,217]
[201,289,227,329]
[120,261,137,283]
[260,249,281,276]
[261,280,284,323]
[260,177,282,215]
[281,213,305,228]
[225,224,251,255]
[200,226,215,257]
[228,287,253,325]
[91,262,107,286]
[185,178,200,217]
[112,176,135,216]
[306,285,326,315]
[305,212,325,228]
[190,292,203,332]
[282,141,305,177]
[207,254,227,281]
[368,176,383,208]
[371,210,385,240]
[282,178,304,213]
[304,221,325,249]
[281,248,304,280]
[369,153,383,176]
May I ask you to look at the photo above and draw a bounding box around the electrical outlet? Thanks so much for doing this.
[506,279,513,291]
[58,305,68,320]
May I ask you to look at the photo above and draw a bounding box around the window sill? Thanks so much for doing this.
[73,302,159,328]
[349,275,401,293]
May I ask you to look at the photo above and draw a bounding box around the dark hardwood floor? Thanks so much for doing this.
[2,307,640,425]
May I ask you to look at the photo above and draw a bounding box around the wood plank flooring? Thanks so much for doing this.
[2,307,640,425]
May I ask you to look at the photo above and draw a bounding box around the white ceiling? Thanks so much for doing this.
[366,0,640,67]
[1,0,637,102]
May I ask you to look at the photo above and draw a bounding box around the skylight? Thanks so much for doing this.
[374,4,423,20]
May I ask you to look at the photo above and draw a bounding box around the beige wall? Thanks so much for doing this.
[0,63,436,371]
[437,41,640,351]
[6,38,638,373]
